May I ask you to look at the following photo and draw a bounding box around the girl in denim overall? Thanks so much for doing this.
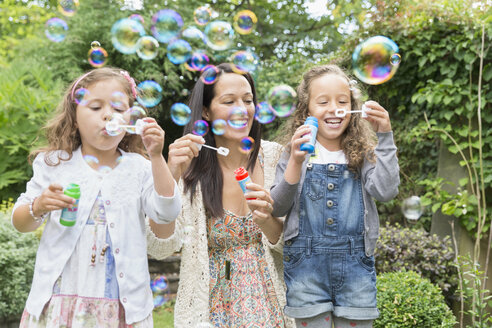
[271,65,400,328]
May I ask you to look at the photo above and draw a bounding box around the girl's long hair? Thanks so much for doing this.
[292,64,376,173]
[183,63,261,218]
[30,67,146,165]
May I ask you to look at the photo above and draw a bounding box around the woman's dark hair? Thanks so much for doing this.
[183,63,261,218]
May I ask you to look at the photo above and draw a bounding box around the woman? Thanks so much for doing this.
[146,63,294,327]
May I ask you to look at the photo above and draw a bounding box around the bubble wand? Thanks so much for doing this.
[105,118,148,135]
[335,104,371,118]
[195,143,229,156]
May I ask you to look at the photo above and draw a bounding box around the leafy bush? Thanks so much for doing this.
[375,223,458,304]
[0,204,39,320]
[375,270,456,328]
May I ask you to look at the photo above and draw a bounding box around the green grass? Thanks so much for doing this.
[152,299,175,328]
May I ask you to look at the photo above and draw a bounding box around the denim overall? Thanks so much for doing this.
[283,163,379,320]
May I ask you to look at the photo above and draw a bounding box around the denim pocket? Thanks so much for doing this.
[283,249,306,270]
[305,178,324,201]
[356,253,375,272]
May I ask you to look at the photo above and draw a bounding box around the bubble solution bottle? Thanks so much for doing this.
[300,116,318,153]
[59,183,81,227]
[234,167,254,200]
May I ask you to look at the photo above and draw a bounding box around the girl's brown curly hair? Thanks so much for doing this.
[30,67,147,165]
[291,64,376,173]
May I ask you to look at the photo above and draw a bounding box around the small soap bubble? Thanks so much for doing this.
[98,166,112,174]
[74,88,89,105]
[181,89,190,96]
[110,91,127,110]
[45,18,68,43]
[88,47,108,68]
[240,136,254,153]
[231,50,258,74]
[167,39,192,65]
[58,0,79,17]
[83,155,99,167]
[181,26,205,44]
[150,275,171,307]
[136,36,159,60]
[185,52,209,72]
[267,85,297,118]
[136,80,162,108]
[390,53,401,65]
[129,13,145,25]
[106,113,126,136]
[125,105,146,133]
[111,18,145,54]
[90,41,101,50]
[116,156,124,165]
[204,21,234,51]
[352,35,400,85]
[194,6,212,26]
[401,196,423,221]
[233,10,257,35]
[200,65,219,85]
[227,107,249,129]
[170,103,192,126]
[255,101,275,124]
[193,120,209,136]
[151,9,183,43]
[212,119,227,135]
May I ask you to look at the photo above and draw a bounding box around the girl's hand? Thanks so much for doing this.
[245,183,275,226]
[141,117,165,159]
[167,133,205,181]
[289,125,312,165]
[363,101,392,133]
[33,183,75,216]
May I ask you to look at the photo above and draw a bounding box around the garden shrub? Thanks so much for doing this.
[375,222,458,304]
[0,203,39,320]
[375,270,456,328]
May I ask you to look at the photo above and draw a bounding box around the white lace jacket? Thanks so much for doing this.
[146,140,295,327]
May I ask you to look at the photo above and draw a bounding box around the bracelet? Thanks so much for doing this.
[29,197,48,223]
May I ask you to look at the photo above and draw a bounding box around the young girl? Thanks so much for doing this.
[12,67,181,327]
[270,65,400,328]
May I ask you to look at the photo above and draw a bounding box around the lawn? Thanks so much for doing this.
[153,299,174,328]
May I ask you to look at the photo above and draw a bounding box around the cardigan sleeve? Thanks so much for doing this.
[146,217,183,260]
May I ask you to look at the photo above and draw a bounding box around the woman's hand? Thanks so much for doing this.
[244,182,275,225]
[363,100,392,133]
[33,183,75,216]
[289,124,311,165]
[167,133,205,181]
[141,117,165,159]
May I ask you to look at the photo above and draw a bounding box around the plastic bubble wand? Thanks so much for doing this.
[195,143,229,156]
[105,118,148,135]
[335,104,371,118]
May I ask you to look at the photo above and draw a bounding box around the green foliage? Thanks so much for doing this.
[0,205,39,320]
[0,58,64,201]
[375,270,456,328]
[375,223,458,304]
[153,299,175,328]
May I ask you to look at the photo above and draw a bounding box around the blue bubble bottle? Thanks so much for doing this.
[300,116,318,153]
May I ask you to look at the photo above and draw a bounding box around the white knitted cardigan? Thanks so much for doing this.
[146,140,295,328]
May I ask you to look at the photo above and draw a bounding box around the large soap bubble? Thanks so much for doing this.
[151,9,183,43]
[204,21,234,51]
[111,18,146,54]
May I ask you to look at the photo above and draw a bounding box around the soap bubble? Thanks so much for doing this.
[150,275,171,307]
[233,10,257,35]
[240,136,254,153]
[185,52,209,72]
[136,80,162,108]
[194,6,212,26]
[193,120,209,136]
[111,18,145,54]
[151,9,183,43]
[255,101,275,124]
[390,53,402,65]
[98,166,112,174]
[227,107,248,129]
[204,21,234,51]
[58,0,79,17]
[200,65,219,85]
[136,36,159,60]
[74,88,89,105]
[167,39,192,64]
[352,35,400,85]
[126,105,147,133]
[231,50,259,74]
[45,18,68,43]
[170,103,192,126]
[212,119,227,135]
[105,113,126,136]
[401,196,423,221]
[88,47,108,68]
[129,13,145,25]
[110,91,127,110]
[83,155,99,167]
[267,85,297,118]
[90,41,101,49]
[181,26,205,45]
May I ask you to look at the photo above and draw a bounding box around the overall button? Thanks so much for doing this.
[328,164,335,171]
[306,163,313,170]
[119,272,124,278]
[326,218,334,225]
[285,240,293,246]
[327,183,335,190]
[110,223,115,228]
[326,200,334,207]
[122,298,127,303]
[284,255,291,262]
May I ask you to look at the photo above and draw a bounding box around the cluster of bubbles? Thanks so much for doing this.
[401,196,424,222]
[150,275,171,307]
[83,154,124,174]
